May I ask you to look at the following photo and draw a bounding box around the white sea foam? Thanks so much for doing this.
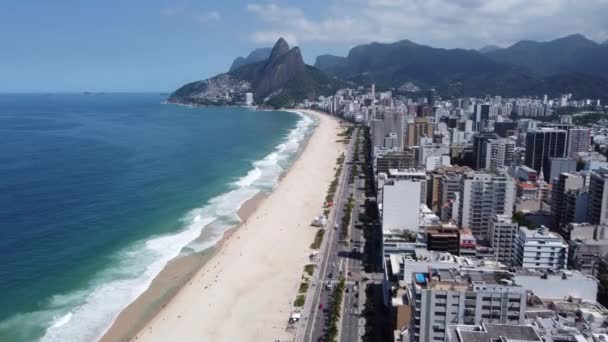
[49,313,72,329]
[1,110,317,342]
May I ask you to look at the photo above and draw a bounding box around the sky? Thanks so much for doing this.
[2,0,608,93]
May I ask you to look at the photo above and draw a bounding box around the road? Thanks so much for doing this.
[339,175,366,342]
[295,126,359,342]
[294,125,377,342]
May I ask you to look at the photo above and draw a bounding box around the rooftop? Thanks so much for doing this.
[388,168,427,178]
[449,323,541,342]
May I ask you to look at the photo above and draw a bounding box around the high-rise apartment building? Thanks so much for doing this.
[489,215,519,265]
[411,269,526,342]
[514,226,568,271]
[406,117,434,147]
[382,179,422,232]
[551,172,586,231]
[567,127,591,159]
[455,171,516,239]
[472,132,498,170]
[427,166,472,221]
[484,138,515,171]
[588,168,608,225]
[472,104,490,131]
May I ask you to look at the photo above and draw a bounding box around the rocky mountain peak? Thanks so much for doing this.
[268,37,290,63]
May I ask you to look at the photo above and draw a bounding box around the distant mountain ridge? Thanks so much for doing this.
[229,48,271,72]
[169,38,344,108]
[314,34,608,100]
[484,34,608,78]
[479,45,501,53]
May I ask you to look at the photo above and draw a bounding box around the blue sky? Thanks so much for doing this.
[2,0,607,92]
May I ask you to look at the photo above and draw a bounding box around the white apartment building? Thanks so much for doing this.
[382,179,421,233]
[514,226,568,271]
[456,172,516,239]
[410,269,526,342]
[484,138,515,171]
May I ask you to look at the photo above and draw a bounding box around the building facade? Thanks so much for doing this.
[551,172,587,232]
[567,127,591,159]
[472,132,498,170]
[524,128,568,179]
[484,138,515,171]
[382,179,422,232]
[489,215,519,266]
[456,172,516,239]
[588,168,608,225]
[514,226,568,271]
[411,269,526,342]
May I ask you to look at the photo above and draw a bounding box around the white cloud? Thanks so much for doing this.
[246,0,608,49]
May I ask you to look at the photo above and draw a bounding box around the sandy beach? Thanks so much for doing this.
[102,109,343,341]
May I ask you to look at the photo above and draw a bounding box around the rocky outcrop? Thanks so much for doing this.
[168,37,341,107]
[254,45,306,98]
[229,48,272,72]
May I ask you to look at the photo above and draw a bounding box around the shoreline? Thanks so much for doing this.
[103,109,341,341]
[99,192,268,342]
[99,109,330,341]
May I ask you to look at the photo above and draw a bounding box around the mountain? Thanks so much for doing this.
[314,37,608,100]
[314,40,529,94]
[479,45,501,53]
[314,54,348,71]
[485,34,608,78]
[169,38,345,108]
[229,48,272,72]
[602,40,608,46]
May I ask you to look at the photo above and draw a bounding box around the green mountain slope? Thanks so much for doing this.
[314,37,608,100]
[485,34,608,78]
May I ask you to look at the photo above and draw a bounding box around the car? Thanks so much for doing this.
[354,302,358,307]
[347,271,352,276]
[318,303,324,310]
[345,288,349,293]
[328,272,333,278]
[355,280,360,285]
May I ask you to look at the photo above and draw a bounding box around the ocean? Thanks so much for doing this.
[0,94,315,341]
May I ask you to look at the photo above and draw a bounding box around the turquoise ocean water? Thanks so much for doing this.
[0,93,315,341]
